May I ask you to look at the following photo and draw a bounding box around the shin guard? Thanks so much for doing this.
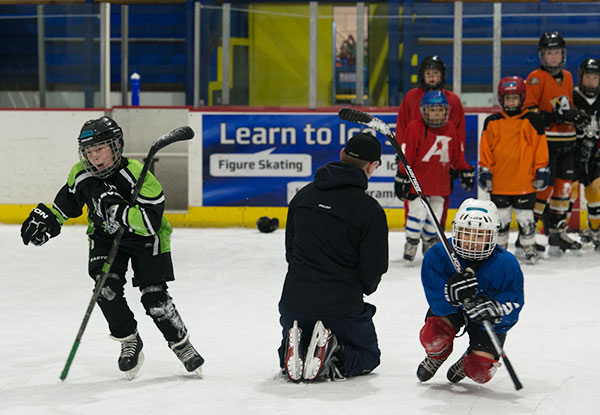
[419,316,455,360]
[463,353,501,384]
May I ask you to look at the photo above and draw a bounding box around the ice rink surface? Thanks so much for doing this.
[2,223,599,414]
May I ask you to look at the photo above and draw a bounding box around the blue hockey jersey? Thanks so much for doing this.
[421,239,524,334]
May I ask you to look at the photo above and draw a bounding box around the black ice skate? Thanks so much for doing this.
[404,237,420,264]
[111,330,144,381]
[284,320,304,382]
[515,242,539,264]
[303,321,344,381]
[446,353,467,383]
[170,334,205,376]
[416,356,447,382]
[548,220,582,253]
[515,237,545,253]
[580,228,600,250]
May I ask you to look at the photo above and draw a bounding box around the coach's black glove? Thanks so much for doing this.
[394,172,412,201]
[478,167,493,192]
[459,167,475,191]
[21,203,61,246]
[533,167,550,191]
[91,183,126,234]
[464,295,503,324]
[444,267,478,306]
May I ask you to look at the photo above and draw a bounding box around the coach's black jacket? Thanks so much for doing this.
[280,161,389,317]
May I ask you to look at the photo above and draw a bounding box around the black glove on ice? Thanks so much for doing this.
[21,203,61,246]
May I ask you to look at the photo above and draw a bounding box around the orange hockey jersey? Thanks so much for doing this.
[479,110,549,195]
[523,68,576,142]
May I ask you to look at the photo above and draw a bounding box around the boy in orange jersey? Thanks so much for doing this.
[479,76,549,263]
[523,32,590,253]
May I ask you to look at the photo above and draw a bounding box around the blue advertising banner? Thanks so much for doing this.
[202,112,478,208]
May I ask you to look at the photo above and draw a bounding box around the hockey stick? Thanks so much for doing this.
[60,126,195,381]
[338,108,523,391]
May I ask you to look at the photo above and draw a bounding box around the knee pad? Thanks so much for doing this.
[497,207,512,231]
[463,353,500,384]
[140,284,171,313]
[95,273,124,303]
[514,209,535,238]
[419,316,455,360]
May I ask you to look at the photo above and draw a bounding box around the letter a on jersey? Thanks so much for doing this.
[422,135,452,163]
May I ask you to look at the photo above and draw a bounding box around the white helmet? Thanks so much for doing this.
[452,198,500,261]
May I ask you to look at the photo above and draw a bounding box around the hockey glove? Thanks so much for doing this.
[394,172,412,201]
[444,267,478,306]
[552,96,591,128]
[21,203,61,246]
[464,295,503,325]
[459,167,475,191]
[533,167,550,191]
[91,183,127,234]
[478,167,493,193]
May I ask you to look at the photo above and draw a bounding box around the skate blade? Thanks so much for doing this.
[191,366,203,378]
[404,259,417,267]
[303,321,328,381]
[124,351,144,381]
[285,321,303,382]
[547,246,583,257]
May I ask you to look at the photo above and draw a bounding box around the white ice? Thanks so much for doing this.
[1,224,599,414]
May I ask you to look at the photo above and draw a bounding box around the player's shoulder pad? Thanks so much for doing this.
[483,112,504,130]
[67,161,90,187]
[521,111,546,135]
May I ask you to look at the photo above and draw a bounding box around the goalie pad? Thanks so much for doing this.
[419,316,455,360]
[463,353,501,384]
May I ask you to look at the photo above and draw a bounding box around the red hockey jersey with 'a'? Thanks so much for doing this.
[395,88,466,147]
[398,119,471,197]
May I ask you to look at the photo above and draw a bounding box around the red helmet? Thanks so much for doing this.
[497,76,526,114]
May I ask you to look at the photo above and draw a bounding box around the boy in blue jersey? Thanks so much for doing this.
[416,198,524,384]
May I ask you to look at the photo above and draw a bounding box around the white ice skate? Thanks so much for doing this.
[284,320,304,382]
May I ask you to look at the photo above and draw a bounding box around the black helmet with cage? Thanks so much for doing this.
[418,55,447,90]
[538,32,566,75]
[77,116,124,179]
[578,58,600,98]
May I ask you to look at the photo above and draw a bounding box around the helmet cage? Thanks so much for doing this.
[79,137,122,179]
[78,117,124,179]
[578,58,600,98]
[452,201,499,261]
[420,91,450,128]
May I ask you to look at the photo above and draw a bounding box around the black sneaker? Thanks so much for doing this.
[170,335,205,374]
[416,356,447,382]
[111,330,144,380]
[446,353,466,383]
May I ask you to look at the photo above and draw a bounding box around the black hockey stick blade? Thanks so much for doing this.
[338,107,373,124]
[153,125,194,150]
